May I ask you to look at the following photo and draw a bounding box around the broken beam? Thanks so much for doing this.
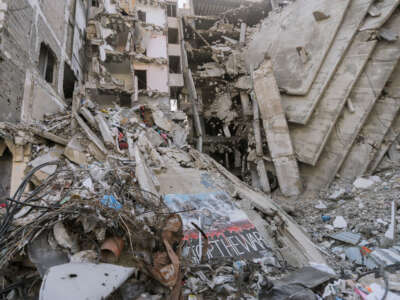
[30,128,69,146]
[252,60,302,197]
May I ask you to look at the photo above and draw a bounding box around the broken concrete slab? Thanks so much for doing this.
[339,95,400,180]
[281,0,374,124]
[330,232,361,245]
[74,112,108,155]
[64,135,88,166]
[359,0,400,31]
[134,145,160,206]
[279,266,336,289]
[95,113,115,147]
[145,128,164,147]
[197,62,226,78]
[246,0,351,95]
[253,59,302,196]
[368,113,400,173]
[30,127,69,146]
[151,109,173,132]
[80,107,97,129]
[29,146,64,185]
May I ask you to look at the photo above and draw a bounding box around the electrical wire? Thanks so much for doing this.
[0,161,60,245]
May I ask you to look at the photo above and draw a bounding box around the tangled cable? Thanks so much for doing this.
[0,161,60,246]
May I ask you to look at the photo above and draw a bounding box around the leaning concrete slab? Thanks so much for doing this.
[253,59,302,196]
[359,0,399,31]
[246,0,351,95]
[302,12,400,190]
[282,0,374,124]
[368,112,400,174]
[339,63,400,180]
[290,31,377,165]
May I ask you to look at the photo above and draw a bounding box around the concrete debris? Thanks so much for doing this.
[39,263,135,300]
[353,177,377,190]
[330,232,362,245]
[64,135,88,166]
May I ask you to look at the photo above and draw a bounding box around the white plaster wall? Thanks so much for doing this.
[147,34,167,58]
[148,65,169,92]
[168,17,178,28]
[136,3,166,27]
[169,73,184,87]
[168,44,181,56]
[134,63,169,93]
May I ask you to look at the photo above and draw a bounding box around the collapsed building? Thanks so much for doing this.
[1,0,400,299]
[183,0,400,199]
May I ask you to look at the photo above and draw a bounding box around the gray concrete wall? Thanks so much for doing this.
[0,0,86,123]
[0,0,34,123]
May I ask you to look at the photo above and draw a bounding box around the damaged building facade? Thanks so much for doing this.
[0,0,87,199]
[1,0,400,299]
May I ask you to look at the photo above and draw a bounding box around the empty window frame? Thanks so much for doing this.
[135,70,147,90]
[170,86,181,111]
[138,10,146,22]
[168,28,179,44]
[39,43,57,84]
[166,3,177,17]
[92,0,99,7]
[169,56,181,74]
[63,63,77,100]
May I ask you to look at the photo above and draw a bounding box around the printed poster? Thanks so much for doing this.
[164,192,271,263]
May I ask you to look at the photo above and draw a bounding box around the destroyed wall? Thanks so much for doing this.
[85,0,175,111]
[181,0,273,186]
[0,0,87,123]
[0,0,34,123]
[134,0,171,111]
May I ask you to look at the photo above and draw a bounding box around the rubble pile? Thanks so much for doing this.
[287,167,400,299]
[0,101,186,298]
[0,98,327,299]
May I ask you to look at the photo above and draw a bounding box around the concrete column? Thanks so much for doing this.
[240,92,252,117]
[239,22,246,45]
[270,0,278,10]
[8,144,31,197]
[250,92,271,193]
[253,59,302,197]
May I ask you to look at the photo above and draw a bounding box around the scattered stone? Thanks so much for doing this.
[315,201,327,210]
[333,216,347,229]
[353,177,375,190]
[328,188,346,200]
